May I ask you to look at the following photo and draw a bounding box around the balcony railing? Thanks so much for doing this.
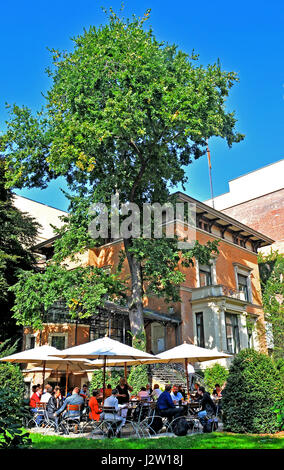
[192,284,248,302]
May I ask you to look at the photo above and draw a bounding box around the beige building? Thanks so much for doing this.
[13,194,67,245]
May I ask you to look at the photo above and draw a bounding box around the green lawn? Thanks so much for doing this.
[30,432,284,449]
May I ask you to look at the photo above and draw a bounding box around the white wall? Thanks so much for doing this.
[205,159,284,210]
[13,194,67,243]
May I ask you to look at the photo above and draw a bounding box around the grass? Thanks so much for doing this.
[29,432,284,450]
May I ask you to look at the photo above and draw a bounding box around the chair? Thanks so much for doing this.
[57,404,82,435]
[26,402,46,429]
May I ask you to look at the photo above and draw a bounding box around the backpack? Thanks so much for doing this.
[172,417,189,436]
[203,418,213,433]
[148,416,163,434]
[203,417,218,433]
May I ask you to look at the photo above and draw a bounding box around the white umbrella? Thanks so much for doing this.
[156,342,232,398]
[53,336,159,401]
[0,345,95,395]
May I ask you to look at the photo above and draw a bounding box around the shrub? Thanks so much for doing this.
[222,349,284,434]
[204,363,229,394]
[274,358,284,385]
[271,400,284,431]
[0,339,25,397]
[0,388,31,448]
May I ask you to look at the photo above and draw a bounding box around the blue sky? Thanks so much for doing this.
[1,0,283,211]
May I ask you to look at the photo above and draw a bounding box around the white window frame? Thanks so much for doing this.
[196,259,216,287]
[25,333,38,350]
[233,264,253,303]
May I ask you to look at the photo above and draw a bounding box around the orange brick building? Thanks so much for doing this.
[22,192,273,388]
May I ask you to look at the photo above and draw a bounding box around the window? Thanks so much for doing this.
[225,314,240,354]
[237,274,249,301]
[196,312,205,348]
[49,334,67,350]
[89,312,132,346]
[199,265,212,287]
[25,334,36,350]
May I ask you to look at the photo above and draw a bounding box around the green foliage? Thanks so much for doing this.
[128,237,219,303]
[89,369,104,392]
[10,263,126,330]
[204,363,229,394]
[258,251,284,359]
[222,349,284,434]
[89,368,124,392]
[128,364,149,395]
[271,400,284,431]
[1,8,243,336]
[127,329,149,394]
[2,9,243,198]
[0,388,31,448]
[0,339,25,398]
[0,158,39,340]
[274,358,284,385]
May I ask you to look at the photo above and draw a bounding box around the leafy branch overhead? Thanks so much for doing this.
[10,264,126,330]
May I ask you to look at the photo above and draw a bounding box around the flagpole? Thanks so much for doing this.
[206,139,215,208]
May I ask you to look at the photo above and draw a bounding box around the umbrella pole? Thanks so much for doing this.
[65,364,69,397]
[185,358,190,400]
[124,362,127,381]
[103,357,106,404]
[42,360,46,395]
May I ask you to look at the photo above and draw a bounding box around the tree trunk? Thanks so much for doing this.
[123,238,145,340]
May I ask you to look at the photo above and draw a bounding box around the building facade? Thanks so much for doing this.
[204,159,284,254]
[20,191,274,391]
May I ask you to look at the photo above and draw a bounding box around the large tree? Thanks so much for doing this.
[1,9,243,338]
[0,157,39,341]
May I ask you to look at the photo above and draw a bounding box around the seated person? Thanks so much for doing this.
[29,385,43,425]
[103,384,112,399]
[151,384,162,400]
[80,384,90,400]
[156,384,183,422]
[178,385,186,400]
[192,383,202,401]
[54,386,84,420]
[196,386,217,427]
[138,387,150,402]
[46,386,63,427]
[102,389,124,436]
[146,384,153,395]
[41,384,53,403]
[88,389,102,421]
[170,385,183,404]
[212,384,222,398]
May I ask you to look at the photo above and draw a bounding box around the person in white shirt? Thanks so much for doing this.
[170,385,183,404]
[40,384,53,403]
[151,384,162,400]
[187,363,195,390]
[102,389,124,435]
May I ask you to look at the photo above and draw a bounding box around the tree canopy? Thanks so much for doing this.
[1,9,244,337]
